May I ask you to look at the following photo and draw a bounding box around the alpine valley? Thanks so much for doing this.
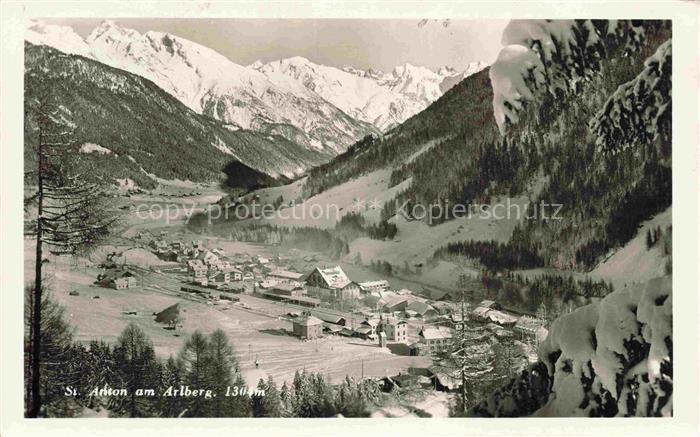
[195,19,673,417]
[25,19,487,186]
[23,18,673,419]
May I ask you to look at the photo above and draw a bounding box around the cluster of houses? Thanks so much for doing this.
[95,252,138,289]
[131,233,549,357]
[290,310,408,345]
[469,299,548,343]
[409,302,548,358]
[96,268,137,289]
[361,289,442,321]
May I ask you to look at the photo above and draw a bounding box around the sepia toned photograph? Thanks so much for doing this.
[2,2,697,433]
[20,16,674,419]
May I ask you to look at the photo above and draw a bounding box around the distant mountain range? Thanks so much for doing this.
[253,57,487,131]
[24,43,327,189]
[26,19,488,155]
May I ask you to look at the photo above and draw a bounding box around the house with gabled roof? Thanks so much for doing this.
[221,266,243,281]
[292,314,323,340]
[514,315,547,342]
[382,317,408,343]
[381,295,409,313]
[188,260,208,280]
[195,250,220,266]
[484,309,519,326]
[477,299,501,310]
[405,300,438,320]
[269,269,304,281]
[418,326,453,354]
[270,281,307,297]
[97,269,137,289]
[310,310,346,326]
[305,266,360,300]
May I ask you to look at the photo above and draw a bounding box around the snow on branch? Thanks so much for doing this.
[489,45,546,133]
[536,276,672,416]
[589,39,671,155]
[473,276,672,417]
[489,19,646,134]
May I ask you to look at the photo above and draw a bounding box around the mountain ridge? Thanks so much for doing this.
[254,56,488,131]
[23,43,331,189]
[26,19,486,140]
[28,19,378,155]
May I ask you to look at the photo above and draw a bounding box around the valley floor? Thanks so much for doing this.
[24,179,672,418]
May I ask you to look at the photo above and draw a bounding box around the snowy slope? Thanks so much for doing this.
[590,208,671,289]
[26,19,95,58]
[245,166,527,270]
[24,43,329,185]
[255,57,487,131]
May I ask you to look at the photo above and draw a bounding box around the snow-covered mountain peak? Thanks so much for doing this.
[437,65,458,76]
[364,68,386,80]
[25,19,486,155]
[87,19,139,43]
[248,59,264,70]
[26,19,94,58]
[256,58,487,131]
[27,20,376,155]
[392,62,433,78]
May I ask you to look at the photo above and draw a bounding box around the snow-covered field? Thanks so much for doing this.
[247,169,527,269]
[259,169,411,228]
[25,238,431,390]
[243,176,306,206]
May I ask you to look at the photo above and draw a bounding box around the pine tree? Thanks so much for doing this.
[353,251,363,265]
[206,329,247,417]
[251,378,268,417]
[82,340,117,410]
[23,285,77,417]
[450,325,496,414]
[160,356,185,417]
[435,298,495,415]
[310,373,336,417]
[112,323,161,417]
[230,372,252,417]
[177,331,210,417]
[279,382,294,417]
[491,340,526,388]
[252,376,282,417]
[536,302,549,329]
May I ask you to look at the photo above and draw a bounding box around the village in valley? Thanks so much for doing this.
[17,14,676,421]
[31,180,552,417]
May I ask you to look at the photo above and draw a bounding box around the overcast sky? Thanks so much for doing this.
[44,18,507,71]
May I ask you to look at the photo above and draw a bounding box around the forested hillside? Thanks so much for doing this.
[303,20,671,272]
[486,20,671,270]
[301,67,498,198]
[24,43,331,189]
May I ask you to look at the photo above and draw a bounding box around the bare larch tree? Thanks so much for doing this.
[24,94,116,417]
